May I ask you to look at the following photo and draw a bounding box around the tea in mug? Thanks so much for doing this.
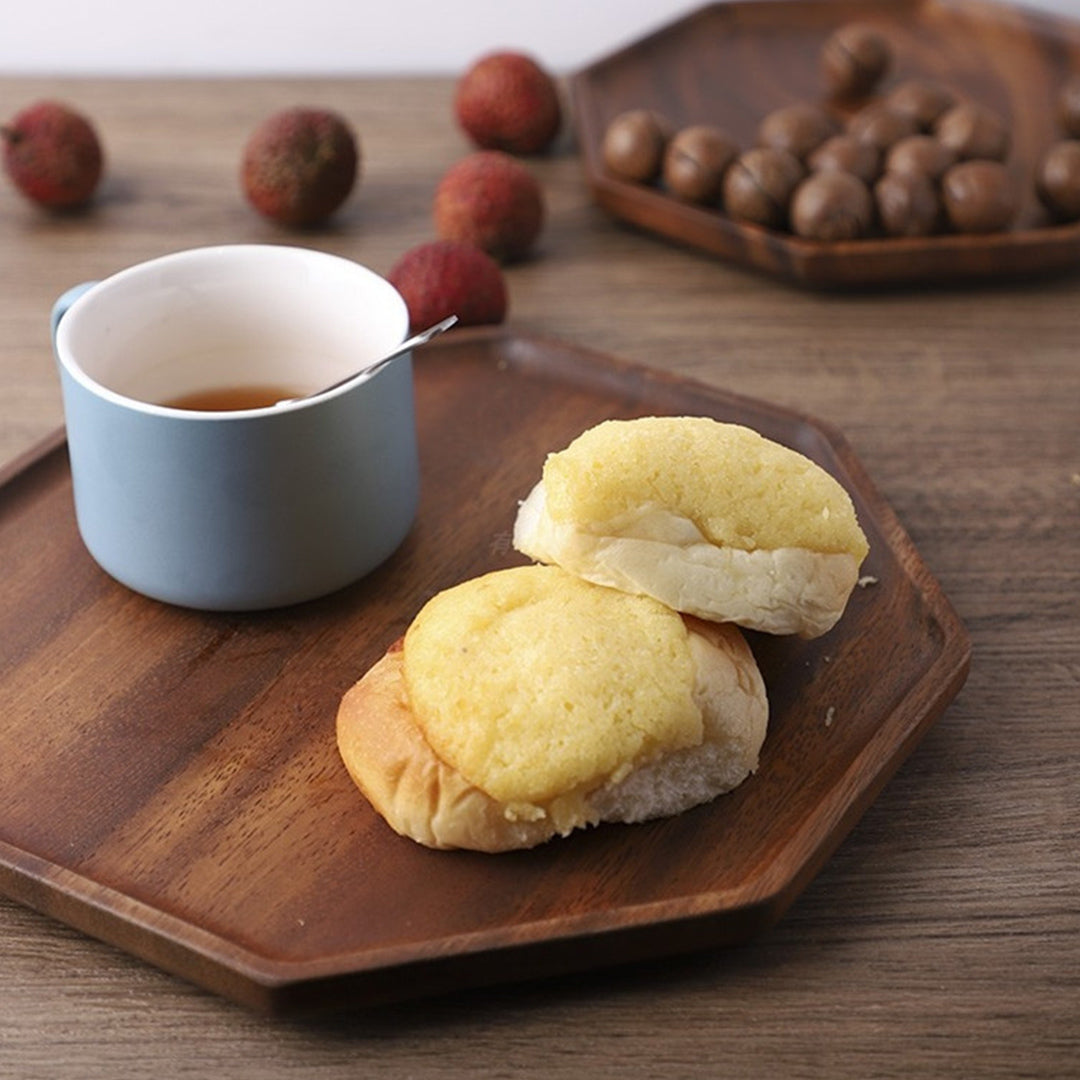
[161,385,303,411]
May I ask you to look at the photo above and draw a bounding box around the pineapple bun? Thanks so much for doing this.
[513,416,869,638]
[336,565,767,852]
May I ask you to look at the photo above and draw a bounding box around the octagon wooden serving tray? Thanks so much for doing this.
[0,331,970,1014]
[571,0,1080,287]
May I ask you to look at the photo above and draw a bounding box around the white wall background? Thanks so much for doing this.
[4,0,1080,76]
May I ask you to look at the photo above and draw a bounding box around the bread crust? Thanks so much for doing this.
[336,641,561,852]
[336,621,767,853]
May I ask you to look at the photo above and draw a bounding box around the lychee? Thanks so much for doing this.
[1,100,103,209]
[387,241,507,331]
[240,107,358,227]
[454,51,561,155]
[433,151,544,262]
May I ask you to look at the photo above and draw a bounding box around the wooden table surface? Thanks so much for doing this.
[0,74,1076,1078]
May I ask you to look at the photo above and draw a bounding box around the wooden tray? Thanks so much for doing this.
[570,0,1080,287]
[0,330,970,1014]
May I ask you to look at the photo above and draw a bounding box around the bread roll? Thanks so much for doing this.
[336,565,768,852]
[513,416,869,638]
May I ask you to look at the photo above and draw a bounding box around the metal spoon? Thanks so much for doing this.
[275,315,457,406]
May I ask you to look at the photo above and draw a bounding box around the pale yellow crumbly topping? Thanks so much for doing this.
[402,565,702,808]
[542,416,869,559]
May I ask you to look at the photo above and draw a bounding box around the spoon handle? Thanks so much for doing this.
[361,315,459,381]
[278,315,459,406]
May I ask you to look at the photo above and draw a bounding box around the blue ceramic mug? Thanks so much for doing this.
[51,244,419,611]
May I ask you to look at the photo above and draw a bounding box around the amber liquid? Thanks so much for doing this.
[161,385,303,411]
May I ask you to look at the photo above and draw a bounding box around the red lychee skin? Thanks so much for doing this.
[241,107,359,227]
[433,151,544,263]
[387,241,508,331]
[1,100,103,209]
[454,51,561,155]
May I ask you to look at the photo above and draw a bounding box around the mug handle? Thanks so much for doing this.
[50,282,98,342]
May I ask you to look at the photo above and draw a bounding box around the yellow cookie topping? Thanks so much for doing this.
[541,416,869,558]
[402,565,702,810]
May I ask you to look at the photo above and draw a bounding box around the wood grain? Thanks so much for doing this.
[572,0,1080,285]
[0,333,969,1013]
[0,59,1077,1079]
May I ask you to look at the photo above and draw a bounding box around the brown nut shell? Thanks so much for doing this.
[790,170,874,241]
[848,103,921,152]
[662,125,739,203]
[758,103,838,161]
[723,147,805,229]
[1036,139,1080,221]
[808,134,881,184]
[942,160,1018,233]
[602,110,670,182]
[821,24,892,99]
[885,79,956,130]
[935,103,1010,161]
[1058,76,1080,138]
[884,135,958,183]
[874,171,941,236]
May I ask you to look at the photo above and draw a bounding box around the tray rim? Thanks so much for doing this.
[569,0,1080,288]
[0,329,972,1013]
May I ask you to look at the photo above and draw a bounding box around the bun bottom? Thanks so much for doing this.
[336,618,768,853]
[513,482,861,639]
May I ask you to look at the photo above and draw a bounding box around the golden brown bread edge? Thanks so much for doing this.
[336,617,768,853]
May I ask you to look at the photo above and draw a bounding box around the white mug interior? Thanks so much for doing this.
[56,244,408,411]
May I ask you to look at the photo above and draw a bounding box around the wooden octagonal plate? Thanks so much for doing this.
[570,0,1080,287]
[0,331,970,1013]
